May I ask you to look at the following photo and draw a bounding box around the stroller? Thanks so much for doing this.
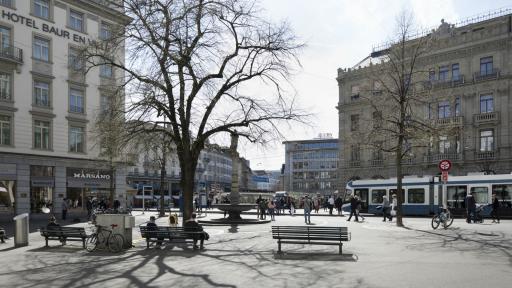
[471,204,488,223]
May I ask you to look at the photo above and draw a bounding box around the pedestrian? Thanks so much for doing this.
[184,213,209,250]
[328,195,335,215]
[303,195,313,224]
[289,198,295,216]
[86,197,93,220]
[113,199,121,212]
[62,198,69,220]
[267,200,276,221]
[491,193,500,223]
[466,192,476,223]
[147,216,164,248]
[256,195,263,219]
[355,195,365,221]
[346,195,359,222]
[0,226,7,243]
[382,195,391,222]
[335,195,343,215]
[259,198,267,220]
[313,196,320,213]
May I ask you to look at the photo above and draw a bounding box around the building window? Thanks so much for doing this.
[0,115,11,146]
[372,111,382,128]
[438,136,450,154]
[34,81,50,107]
[100,64,113,78]
[0,26,11,50]
[437,101,450,119]
[428,69,435,81]
[480,56,493,76]
[33,0,50,19]
[69,88,84,113]
[68,48,83,71]
[69,10,84,32]
[350,145,360,161]
[438,66,449,80]
[33,37,49,62]
[454,97,461,117]
[69,126,84,153]
[34,120,50,149]
[0,73,11,101]
[479,94,493,113]
[480,130,494,152]
[452,63,460,80]
[0,0,13,8]
[350,114,359,131]
[100,22,111,40]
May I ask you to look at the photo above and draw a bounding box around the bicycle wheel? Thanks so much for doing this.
[108,234,124,253]
[85,234,97,252]
[445,213,454,228]
[431,215,440,229]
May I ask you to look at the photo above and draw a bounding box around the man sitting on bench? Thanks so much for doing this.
[47,216,66,244]
[184,213,209,250]
[147,216,164,248]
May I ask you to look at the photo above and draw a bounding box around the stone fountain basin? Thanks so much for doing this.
[212,203,255,212]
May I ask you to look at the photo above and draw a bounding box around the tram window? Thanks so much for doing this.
[389,189,405,203]
[407,188,425,203]
[354,189,368,204]
[371,189,386,204]
[470,187,488,204]
[447,186,467,208]
[492,185,512,208]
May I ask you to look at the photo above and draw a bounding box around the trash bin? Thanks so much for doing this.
[13,213,29,247]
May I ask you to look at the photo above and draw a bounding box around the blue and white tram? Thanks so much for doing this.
[345,174,512,216]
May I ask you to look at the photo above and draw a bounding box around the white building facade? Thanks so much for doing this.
[0,0,128,216]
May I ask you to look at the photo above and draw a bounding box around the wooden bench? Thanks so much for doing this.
[39,227,87,248]
[139,226,207,249]
[271,226,350,254]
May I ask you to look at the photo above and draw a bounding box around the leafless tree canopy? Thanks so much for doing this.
[84,0,305,217]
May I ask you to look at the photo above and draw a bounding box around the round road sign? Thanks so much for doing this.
[438,159,452,172]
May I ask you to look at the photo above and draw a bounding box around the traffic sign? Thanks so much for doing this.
[441,171,449,183]
[438,159,452,172]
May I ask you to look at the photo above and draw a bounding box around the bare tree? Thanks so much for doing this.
[83,0,305,219]
[355,11,439,226]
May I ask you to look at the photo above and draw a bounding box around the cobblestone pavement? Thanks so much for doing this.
[0,210,511,288]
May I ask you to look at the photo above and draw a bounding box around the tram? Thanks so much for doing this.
[345,173,512,216]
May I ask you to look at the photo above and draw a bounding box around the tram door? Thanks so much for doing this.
[354,188,369,212]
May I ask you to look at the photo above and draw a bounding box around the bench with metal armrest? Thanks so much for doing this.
[271,226,350,254]
[39,227,87,248]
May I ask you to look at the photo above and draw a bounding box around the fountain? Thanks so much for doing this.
[200,132,270,225]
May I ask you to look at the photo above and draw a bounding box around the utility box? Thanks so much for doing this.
[96,214,135,249]
[13,213,29,247]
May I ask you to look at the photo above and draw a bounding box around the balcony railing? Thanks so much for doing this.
[0,45,23,64]
[474,111,499,124]
[423,75,465,90]
[349,160,361,168]
[475,150,497,160]
[424,153,463,163]
[368,159,384,167]
[474,69,500,82]
[434,116,463,127]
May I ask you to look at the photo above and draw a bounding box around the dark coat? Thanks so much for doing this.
[350,197,359,209]
[492,197,500,209]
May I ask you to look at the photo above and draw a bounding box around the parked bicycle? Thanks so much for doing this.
[431,207,454,229]
[85,224,124,253]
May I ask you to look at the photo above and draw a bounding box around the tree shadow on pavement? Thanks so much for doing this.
[402,226,512,267]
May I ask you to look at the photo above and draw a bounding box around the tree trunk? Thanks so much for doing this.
[159,144,167,217]
[181,158,197,221]
[110,164,116,209]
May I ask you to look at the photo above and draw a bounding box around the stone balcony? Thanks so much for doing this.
[474,150,497,161]
[368,159,384,167]
[348,160,361,168]
[434,116,464,127]
[474,111,499,125]
[423,152,463,163]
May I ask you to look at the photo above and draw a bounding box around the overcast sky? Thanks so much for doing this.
[237,0,512,171]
